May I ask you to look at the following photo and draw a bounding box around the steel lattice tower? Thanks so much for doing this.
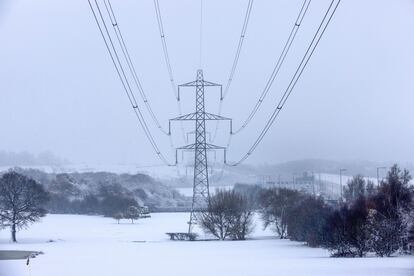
[169,69,232,233]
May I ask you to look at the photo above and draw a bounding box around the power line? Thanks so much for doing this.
[211,0,254,142]
[223,0,254,100]
[104,0,177,156]
[88,0,174,166]
[103,0,170,136]
[154,0,177,97]
[232,0,311,135]
[227,0,341,166]
[153,0,186,141]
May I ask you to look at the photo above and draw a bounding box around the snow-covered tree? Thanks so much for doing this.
[367,164,413,256]
[367,209,402,257]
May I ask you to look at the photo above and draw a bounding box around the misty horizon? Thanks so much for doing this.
[1,0,413,166]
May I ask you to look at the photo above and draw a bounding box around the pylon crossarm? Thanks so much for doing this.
[179,80,197,87]
[204,112,231,121]
[170,112,197,121]
[177,143,196,150]
[179,80,222,102]
[179,80,221,87]
[177,143,225,151]
[170,112,230,121]
[204,143,226,150]
[202,81,221,87]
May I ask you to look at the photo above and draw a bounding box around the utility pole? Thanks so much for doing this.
[170,70,231,234]
[318,173,322,195]
[292,174,295,190]
[311,171,315,196]
[376,166,387,186]
[339,168,347,201]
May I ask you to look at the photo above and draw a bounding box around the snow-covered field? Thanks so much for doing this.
[0,214,413,276]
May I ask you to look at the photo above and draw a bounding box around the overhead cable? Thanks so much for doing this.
[232,0,311,135]
[227,0,341,166]
[88,0,174,166]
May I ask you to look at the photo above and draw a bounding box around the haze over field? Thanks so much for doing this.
[0,0,413,166]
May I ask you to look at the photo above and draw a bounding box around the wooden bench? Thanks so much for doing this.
[166,232,198,241]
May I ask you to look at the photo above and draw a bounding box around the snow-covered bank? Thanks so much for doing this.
[0,214,413,276]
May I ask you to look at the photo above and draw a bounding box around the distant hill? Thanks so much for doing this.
[254,159,413,177]
[2,168,191,213]
[0,151,68,166]
[207,159,414,186]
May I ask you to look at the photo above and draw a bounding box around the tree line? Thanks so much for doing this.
[0,171,149,242]
[1,164,413,256]
[198,165,414,257]
[47,188,140,217]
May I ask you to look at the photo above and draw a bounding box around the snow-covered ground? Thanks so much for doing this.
[1,214,413,276]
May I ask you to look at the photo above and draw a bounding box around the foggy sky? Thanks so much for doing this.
[0,0,413,166]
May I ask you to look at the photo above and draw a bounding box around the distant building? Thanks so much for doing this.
[294,172,315,193]
[260,172,320,194]
[294,172,314,185]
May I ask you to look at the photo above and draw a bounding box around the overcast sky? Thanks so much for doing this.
[0,0,413,166]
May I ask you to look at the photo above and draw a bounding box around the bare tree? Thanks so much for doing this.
[259,188,301,239]
[199,190,254,240]
[112,212,123,224]
[344,175,366,203]
[365,180,377,197]
[0,171,49,242]
[228,197,254,240]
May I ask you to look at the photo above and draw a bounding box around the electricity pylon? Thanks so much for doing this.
[169,69,232,233]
